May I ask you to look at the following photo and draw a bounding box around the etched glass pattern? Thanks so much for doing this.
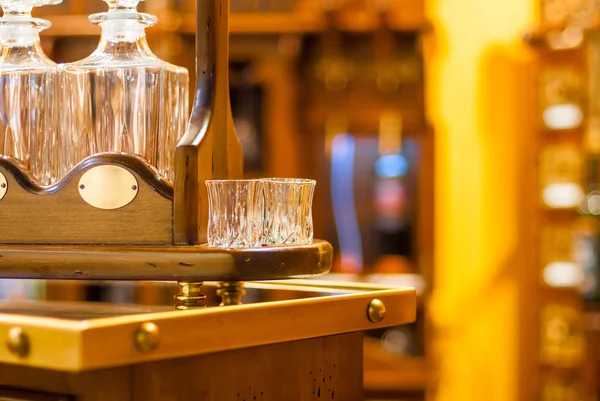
[0,0,61,184]
[263,178,316,245]
[206,180,265,248]
[59,0,189,182]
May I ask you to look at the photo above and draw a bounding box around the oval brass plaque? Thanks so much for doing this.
[78,165,139,210]
[0,172,6,201]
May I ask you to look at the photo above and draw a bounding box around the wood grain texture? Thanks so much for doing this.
[0,240,332,281]
[0,154,173,245]
[132,333,363,401]
[0,334,362,401]
[174,0,244,245]
[0,364,131,401]
[0,388,71,401]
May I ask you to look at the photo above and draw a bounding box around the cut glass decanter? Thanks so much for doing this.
[59,0,189,182]
[0,0,61,184]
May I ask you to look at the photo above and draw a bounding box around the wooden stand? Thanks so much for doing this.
[0,0,332,309]
[0,282,415,400]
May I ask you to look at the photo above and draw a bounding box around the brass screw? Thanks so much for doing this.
[7,327,30,358]
[367,299,386,323]
[134,322,160,353]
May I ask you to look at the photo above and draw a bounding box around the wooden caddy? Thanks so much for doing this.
[0,0,330,307]
[0,0,417,399]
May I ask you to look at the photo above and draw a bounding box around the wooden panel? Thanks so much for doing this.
[0,388,71,401]
[364,356,430,391]
[0,155,173,245]
[0,334,363,401]
[0,365,131,401]
[174,0,244,245]
[133,333,364,401]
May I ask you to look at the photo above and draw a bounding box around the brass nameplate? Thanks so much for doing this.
[0,171,6,201]
[78,165,139,210]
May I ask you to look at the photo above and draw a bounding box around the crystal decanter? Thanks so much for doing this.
[0,0,61,184]
[60,0,189,182]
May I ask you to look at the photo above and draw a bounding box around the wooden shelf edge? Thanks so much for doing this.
[41,12,430,37]
[0,241,333,282]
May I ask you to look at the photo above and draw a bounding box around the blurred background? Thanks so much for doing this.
[6,0,600,399]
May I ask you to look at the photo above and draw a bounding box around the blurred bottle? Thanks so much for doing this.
[540,145,583,209]
[540,304,585,368]
[59,0,189,182]
[575,118,600,302]
[540,379,582,401]
[0,0,61,184]
[540,67,583,131]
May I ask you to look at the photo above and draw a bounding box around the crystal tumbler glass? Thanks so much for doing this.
[206,179,264,248]
[262,178,316,245]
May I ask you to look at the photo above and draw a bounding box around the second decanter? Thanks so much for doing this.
[59,0,189,182]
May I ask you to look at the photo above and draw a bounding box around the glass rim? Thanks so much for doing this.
[261,178,316,185]
[205,179,263,184]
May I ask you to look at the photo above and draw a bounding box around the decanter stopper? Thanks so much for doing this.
[89,0,156,28]
[0,0,62,35]
[104,0,142,9]
[0,0,62,16]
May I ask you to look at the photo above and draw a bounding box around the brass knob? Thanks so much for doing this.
[367,299,386,323]
[134,322,160,353]
[7,327,30,358]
